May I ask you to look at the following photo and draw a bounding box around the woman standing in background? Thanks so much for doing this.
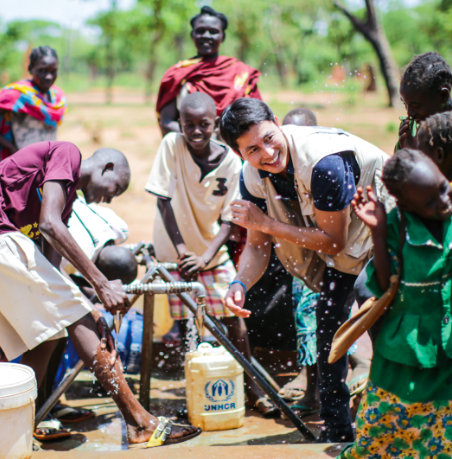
[0,45,67,160]
[157,6,261,136]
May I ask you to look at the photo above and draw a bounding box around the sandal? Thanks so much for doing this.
[34,417,71,441]
[51,404,94,423]
[286,403,320,419]
[348,375,368,397]
[278,386,305,402]
[129,417,202,449]
[254,397,281,419]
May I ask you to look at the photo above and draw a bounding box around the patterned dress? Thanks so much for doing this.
[293,277,356,366]
[338,208,452,458]
[340,382,452,459]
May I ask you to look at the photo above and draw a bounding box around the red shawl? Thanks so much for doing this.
[156,56,261,116]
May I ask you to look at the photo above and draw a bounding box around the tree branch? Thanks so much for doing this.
[332,1,369,37]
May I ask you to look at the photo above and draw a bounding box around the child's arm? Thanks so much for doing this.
[178,222,234,280]
[353,186,392,291]
[157,197,188,258]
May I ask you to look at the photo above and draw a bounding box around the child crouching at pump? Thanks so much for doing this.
[339,149,452,458]
[145,92,279,417]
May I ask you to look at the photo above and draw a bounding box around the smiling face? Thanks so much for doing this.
[30,55,58,93]
[236,121,289,174]
[191,15,224,58]
[400,84,450,122]
[394,159,452,220]
[180,105,217,154]
[84,164,130,205]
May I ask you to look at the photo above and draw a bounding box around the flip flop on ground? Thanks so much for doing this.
[278,372,306,402]
[129,417,202,449]
[284,403,320,420]
[34,416,71,441]
[51,403,94,423]
[252,397,281,419]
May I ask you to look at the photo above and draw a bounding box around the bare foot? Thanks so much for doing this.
[127,416,199,445]
[279,371,305,400]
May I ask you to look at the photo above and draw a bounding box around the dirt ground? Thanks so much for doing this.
[59,88,403,245]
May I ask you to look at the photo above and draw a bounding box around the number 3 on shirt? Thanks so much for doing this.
[212,178,228,196]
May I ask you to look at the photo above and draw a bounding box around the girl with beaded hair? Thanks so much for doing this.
[417,110,452,182]
[0,46,67,160]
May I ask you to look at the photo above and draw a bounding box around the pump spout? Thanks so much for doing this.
[123,281,207,337]
[191,282,206,338]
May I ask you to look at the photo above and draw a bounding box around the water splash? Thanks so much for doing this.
[186,312,199,353]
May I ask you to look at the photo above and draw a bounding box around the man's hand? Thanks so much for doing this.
[95,279,130,315]
[352,186,387,233]
[231,199,269,231]
[398,118,415,149]
[178,252,206,281]
[225,283,251,318]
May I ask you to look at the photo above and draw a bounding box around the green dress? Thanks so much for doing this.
[338,208,452,459]
[366,208,452,403]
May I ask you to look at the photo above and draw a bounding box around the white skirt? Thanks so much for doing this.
[0,232,92,360]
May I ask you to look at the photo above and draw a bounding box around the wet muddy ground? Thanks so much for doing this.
[33,368,347,458]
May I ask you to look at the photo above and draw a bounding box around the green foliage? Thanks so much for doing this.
[0,0,451,99]
[0,20,23,81]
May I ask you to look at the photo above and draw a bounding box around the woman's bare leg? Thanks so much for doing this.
[68,313,197,444]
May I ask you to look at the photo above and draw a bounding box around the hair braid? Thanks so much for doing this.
[401,52,452,92]
[418,112,452,152]
[190,6,228,32]
[28,46,58,72]
[382,149,428,195]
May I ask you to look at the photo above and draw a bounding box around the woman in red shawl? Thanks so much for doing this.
[157,6,261,136]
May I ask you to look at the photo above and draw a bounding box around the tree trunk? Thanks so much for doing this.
[144,32,163,105]
[144,0,164,105]
[333,0,400,107]
[105,0,118,105]
[267,9,287,87]
[105,37,115,105]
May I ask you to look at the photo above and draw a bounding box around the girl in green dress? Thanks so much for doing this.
[339,148,452,459]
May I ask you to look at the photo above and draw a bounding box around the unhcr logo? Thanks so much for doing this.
[204,379,236,411]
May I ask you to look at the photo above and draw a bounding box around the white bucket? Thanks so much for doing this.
[0,363,37,459]
[185,343,245,431]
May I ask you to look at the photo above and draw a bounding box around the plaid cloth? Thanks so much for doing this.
[167,260,236,320]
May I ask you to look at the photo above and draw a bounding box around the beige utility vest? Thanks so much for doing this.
[242,125,392,291]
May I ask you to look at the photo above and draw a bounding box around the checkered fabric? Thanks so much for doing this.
[167,260,236,320]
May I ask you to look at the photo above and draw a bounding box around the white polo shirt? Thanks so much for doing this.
[145,133,241,269]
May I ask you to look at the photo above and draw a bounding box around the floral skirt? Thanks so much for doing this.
[338,381,452,459]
